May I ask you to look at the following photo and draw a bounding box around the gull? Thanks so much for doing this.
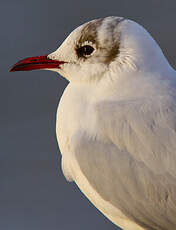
[10,16,176,230]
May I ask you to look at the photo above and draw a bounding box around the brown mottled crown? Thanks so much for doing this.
[76,17,124,64]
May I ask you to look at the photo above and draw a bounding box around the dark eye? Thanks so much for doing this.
[76,45,94,58]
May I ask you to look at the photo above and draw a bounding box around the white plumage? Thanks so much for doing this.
[12,16,176,230]
[49,17,176,230]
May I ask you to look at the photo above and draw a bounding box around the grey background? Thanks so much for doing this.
[2,0,176,230]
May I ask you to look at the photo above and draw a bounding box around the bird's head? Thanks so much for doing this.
[10,16,169,83]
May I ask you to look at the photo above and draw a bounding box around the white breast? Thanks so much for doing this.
[56,82,146,230]
[56,83,95,181]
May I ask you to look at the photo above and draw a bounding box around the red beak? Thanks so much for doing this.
[9,55,65,72]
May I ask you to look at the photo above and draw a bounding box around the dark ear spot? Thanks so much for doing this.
[102,18,124,64]
[103,42,120,64]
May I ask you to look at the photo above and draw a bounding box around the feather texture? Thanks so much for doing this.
[53,17,176,230]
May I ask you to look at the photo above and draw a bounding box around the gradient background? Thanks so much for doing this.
[2,1,176,230]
